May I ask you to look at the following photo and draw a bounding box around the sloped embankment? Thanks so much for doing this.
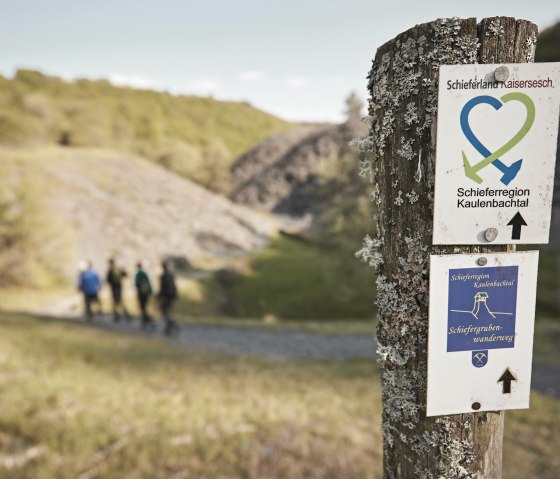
[0,147,279,285]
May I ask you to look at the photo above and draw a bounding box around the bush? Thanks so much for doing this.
[0,158,71,288]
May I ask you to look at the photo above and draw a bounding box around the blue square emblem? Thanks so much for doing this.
[447,266,517,352]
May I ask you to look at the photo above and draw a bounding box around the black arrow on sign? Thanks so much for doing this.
[498,368,517,394]
[507,212,527,240]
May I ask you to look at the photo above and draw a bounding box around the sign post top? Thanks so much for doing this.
[433,62,560,245]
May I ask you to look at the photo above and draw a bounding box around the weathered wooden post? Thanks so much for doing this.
[357,17,539,478]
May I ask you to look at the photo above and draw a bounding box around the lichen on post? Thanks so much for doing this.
[357,17,538,479]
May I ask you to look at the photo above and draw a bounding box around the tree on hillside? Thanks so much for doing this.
[344,92,364,124]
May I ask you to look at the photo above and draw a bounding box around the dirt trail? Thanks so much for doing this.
[38,298,560,400]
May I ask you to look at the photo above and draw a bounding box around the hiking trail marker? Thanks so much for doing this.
[433,63,560,245]
[427,251,539,416]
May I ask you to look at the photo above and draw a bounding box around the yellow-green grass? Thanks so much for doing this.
[0,313,559,478]
[0,153,74,290]
[186,235,377,321]
[0,287,73,313]
[0,312,380,479]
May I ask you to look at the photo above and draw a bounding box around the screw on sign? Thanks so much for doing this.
[494,65,510,82]
[485,228,499,242]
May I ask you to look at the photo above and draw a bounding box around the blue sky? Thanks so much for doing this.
[1,0,558,122]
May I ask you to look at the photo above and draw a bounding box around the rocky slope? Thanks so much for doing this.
[229,120,369,218]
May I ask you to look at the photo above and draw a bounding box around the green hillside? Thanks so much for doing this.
[0,70,290,191]
[535,21,560,62]
[227,234,374,320]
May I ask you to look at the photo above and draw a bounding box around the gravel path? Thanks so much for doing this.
[72,314,559,399]
[81,315,377,360]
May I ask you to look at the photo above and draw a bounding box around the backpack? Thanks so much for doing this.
[137,272,152,295]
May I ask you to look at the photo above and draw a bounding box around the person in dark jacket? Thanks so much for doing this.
[78,261,101,320]
[106,258,130,322]
[134,261,153,329]
[158,260,179,335]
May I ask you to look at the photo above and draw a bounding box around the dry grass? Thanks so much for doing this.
[0,312,558,478]
[0,312,381,479]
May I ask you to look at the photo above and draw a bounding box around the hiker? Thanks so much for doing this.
[106,258,130,322]
[134,262,154,329]
[158,260,179,335]
[78,261,102,320]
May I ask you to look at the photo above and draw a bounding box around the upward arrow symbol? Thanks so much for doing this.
[507,212,527,240]
[498,368,517,394]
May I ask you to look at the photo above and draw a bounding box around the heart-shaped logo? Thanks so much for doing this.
[460,92,535,185]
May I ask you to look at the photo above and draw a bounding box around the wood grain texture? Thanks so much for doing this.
[368,16,538,479]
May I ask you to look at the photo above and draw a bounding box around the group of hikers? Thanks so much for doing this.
[77,258,180,336]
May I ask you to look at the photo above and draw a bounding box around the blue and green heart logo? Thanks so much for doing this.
[460,92,535,185]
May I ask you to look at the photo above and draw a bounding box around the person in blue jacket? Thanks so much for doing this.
[78,261,102,320]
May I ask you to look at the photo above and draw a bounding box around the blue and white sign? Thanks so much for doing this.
[448,266,517,355]
[427,251,538,417]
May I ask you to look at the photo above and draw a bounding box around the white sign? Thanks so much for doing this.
[427,251,538,417]
[433,63,560,245]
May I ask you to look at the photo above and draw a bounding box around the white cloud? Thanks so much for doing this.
[188,79,219,96]
[284,76,307,88]
[107,74,158,90]
[239,70,264,82]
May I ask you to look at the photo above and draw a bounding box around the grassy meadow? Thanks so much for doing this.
[174,233,376,322]
[0,312,558,479]
[230,235,374,319]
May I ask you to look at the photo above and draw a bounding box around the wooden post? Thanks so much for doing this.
[359,17,538,478]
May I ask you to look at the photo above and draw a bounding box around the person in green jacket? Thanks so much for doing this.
[134,262,153,329]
